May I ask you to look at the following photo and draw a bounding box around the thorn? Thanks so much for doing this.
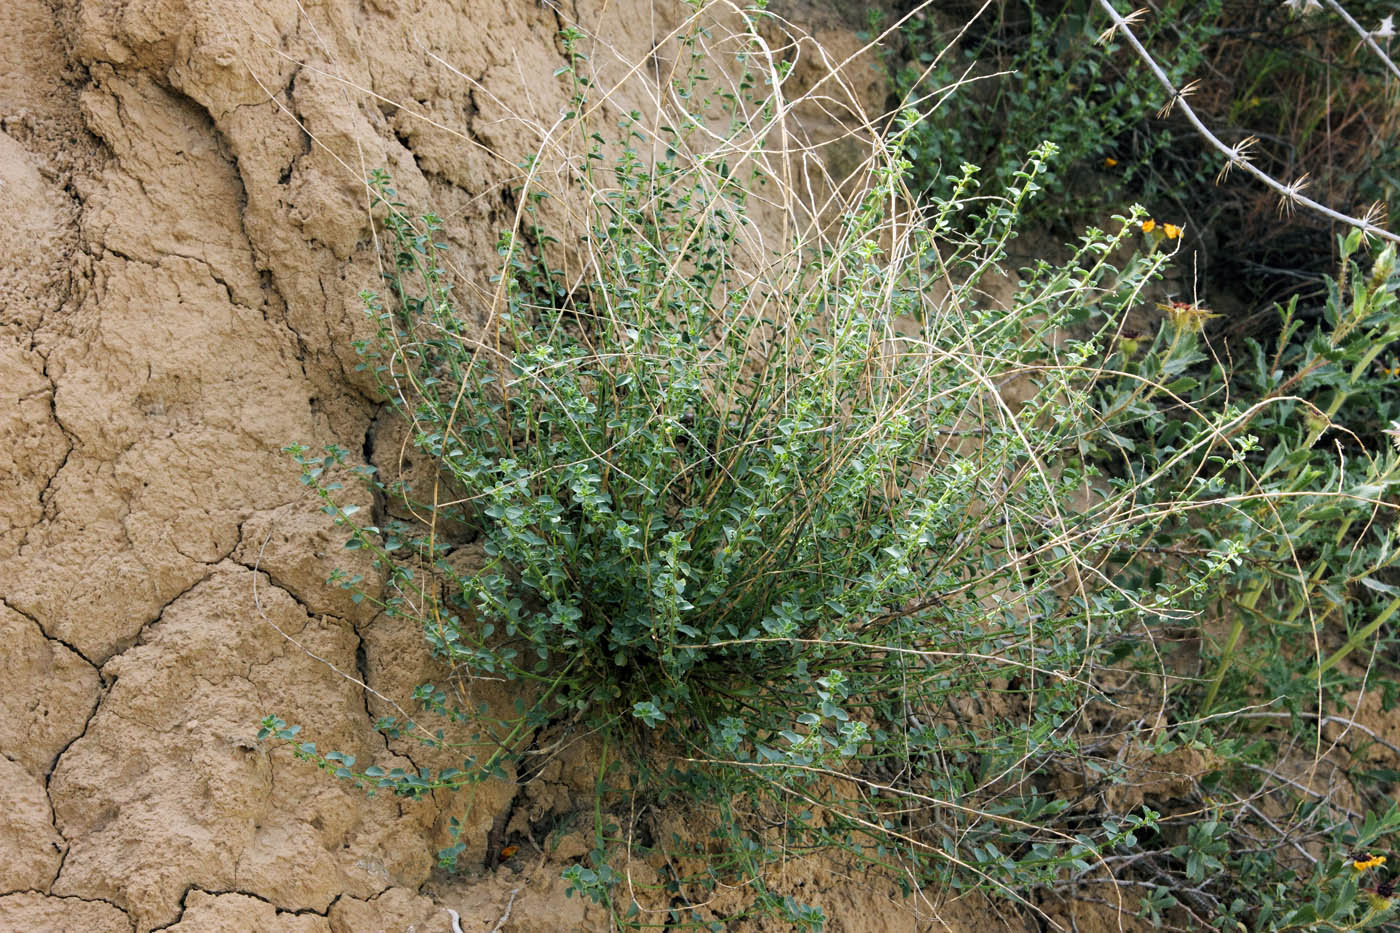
[1156,79,1201,119]
[1215,135,1258,185]
[1385,422,1400,455]
[1277,172,1311,217]
[1096,7,1149,45]
[1361,200,1389,233]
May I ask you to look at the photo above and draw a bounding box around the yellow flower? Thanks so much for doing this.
[1354,854,1387,871]
[1140,218,1157,233]
[1163,223,1183,240]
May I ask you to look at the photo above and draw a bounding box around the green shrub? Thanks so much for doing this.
[1073,229,1400,928]
[331,134,1187,921]
[259,7,1400,928]
[1124,234,1400,715]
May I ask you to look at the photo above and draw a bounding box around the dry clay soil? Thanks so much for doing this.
[0,0,1150,930]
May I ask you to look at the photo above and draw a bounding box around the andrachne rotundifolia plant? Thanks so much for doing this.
[260,2,1400,927]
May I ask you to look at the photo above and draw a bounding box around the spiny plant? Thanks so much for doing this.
[258,3,1400,928]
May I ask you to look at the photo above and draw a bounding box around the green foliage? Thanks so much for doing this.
[893,0,1221,228]
[1088,230,1400,715]
[1070,232,1400,927]
[258,9,1400,929]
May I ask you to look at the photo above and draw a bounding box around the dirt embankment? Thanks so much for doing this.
[0,0,985,930]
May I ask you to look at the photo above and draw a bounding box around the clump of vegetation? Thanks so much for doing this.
[1081,226,1400,928]
[260,2,1400,928]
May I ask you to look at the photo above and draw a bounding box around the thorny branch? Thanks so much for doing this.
[1094,0,1400,246]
